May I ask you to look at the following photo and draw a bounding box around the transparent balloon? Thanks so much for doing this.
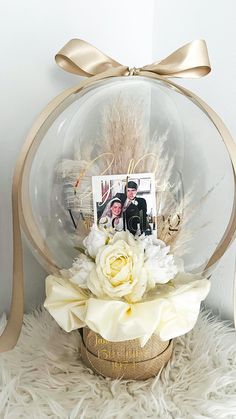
[21,76,234,276]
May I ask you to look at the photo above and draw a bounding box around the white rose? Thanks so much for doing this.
[67,253,95,288]
[144,238,178,286]
[83,224,113,259]
[87,232,147,303]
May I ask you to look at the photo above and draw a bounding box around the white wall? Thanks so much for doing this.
[153,0,236,321]
[0,0,154,313]
[0,0,235,321]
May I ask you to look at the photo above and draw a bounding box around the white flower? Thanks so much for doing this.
[68,254,95,288]
[87,231,147,303]
[140,234,165,250]
[68,228,178,302]
[142,235,178,287]
[83,224,113,259]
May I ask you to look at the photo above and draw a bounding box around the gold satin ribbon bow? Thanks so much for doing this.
[55,38,211,79]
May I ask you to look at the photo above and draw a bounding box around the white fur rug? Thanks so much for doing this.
[0,309,236,419]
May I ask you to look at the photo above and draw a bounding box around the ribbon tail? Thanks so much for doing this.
[143,39,211,78]
[0,158,24,352]
[55,38,124,77]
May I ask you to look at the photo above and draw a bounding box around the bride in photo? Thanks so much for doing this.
[98,198,124,231]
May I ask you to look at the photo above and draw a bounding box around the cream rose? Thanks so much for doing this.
[87,232,147,302]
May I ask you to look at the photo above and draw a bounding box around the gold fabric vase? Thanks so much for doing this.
[81,327,173,380]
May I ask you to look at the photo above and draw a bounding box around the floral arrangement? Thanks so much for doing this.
[44,225,210,346]
[44,95,211,348]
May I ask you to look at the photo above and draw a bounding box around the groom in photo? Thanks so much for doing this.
[115,180,147,235]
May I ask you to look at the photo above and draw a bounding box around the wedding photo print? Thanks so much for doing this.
[92,173,156,236]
